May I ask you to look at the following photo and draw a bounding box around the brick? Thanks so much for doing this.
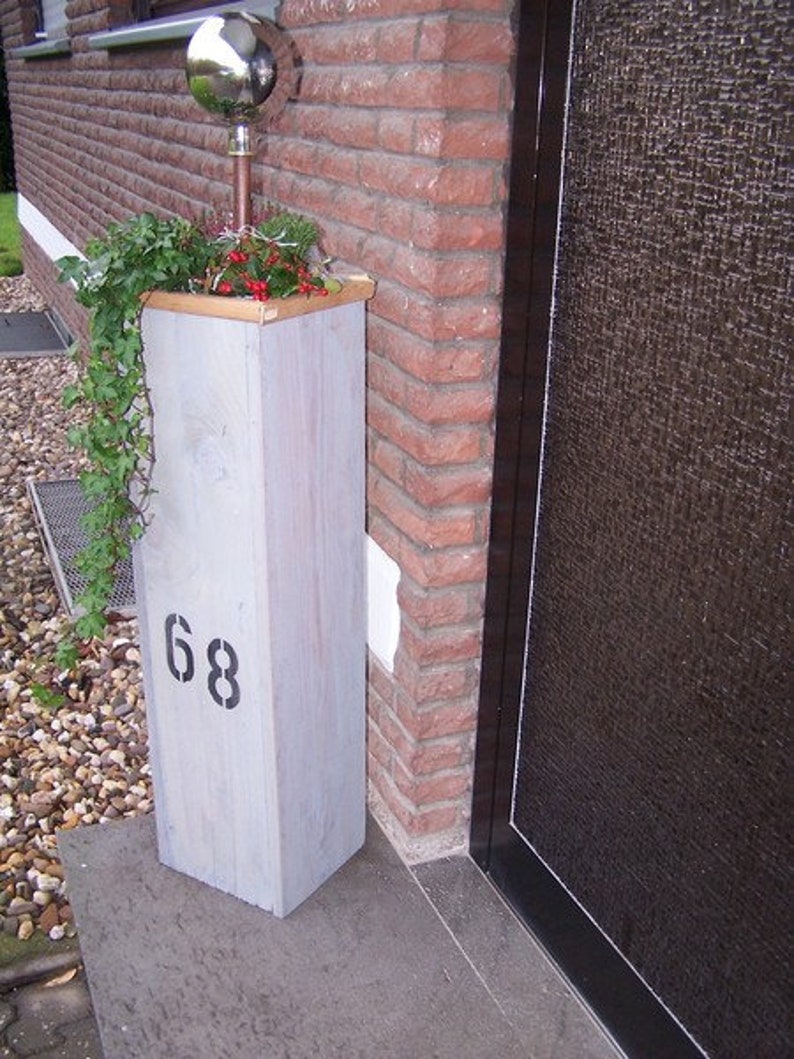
[259,138,319,177]
[372,703,419,766]
[408,204,505,252]
[385,66,506,111]
[376,112,417,154]
[402,538,490,589]
[395,694,478,740]
[393,760,471,805]
[296,20,420,64]
[407,738,469,776]
[286,105,379,149]
[397,578,482,628]
[299,23,381,63]
[369,770,461,836]
[368,431,407,487]
[368,317,495,383]
[391,243,496,298]
[417,16,514,64]
[368,354,495,426]
[367,392,486,465]
[394,652,479,702]
[265,172,343,223]
[398,620,483,667]
[367,510,489,592]
[359,154,496,206]
[267,139,362,188]
[403,459,493,507]
[371,281,502,342]
[366,720,394,772]
[282,0,448,28]
[368,653,397,708]
[369,425,493,511]
[300,67,393,108]
[296,60,506,114]
[369,470,479,547]
[359,153,441,199]
[400,375,495,426]
[414,114,510,160]
[433,163,498,206]
[376,21,420,62]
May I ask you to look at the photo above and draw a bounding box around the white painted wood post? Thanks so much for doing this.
[133,282,373,917]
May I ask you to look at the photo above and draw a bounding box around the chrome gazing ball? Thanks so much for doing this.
[186,13,278,125]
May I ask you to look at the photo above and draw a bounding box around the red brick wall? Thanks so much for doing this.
[1,0,516,860]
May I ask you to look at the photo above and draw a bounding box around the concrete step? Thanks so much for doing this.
[59,815,621,1059]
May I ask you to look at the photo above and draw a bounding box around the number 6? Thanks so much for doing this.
[165,613,195,683]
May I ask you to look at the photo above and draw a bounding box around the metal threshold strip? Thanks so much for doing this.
[27,479,136,619]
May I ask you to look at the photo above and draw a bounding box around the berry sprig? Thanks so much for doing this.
[200,215,337,302]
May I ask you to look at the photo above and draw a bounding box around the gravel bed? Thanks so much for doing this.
[0,276,152,944]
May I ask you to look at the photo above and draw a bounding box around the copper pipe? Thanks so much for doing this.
[233,154,252,230]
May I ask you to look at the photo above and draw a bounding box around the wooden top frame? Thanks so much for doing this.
[142,276,376,326]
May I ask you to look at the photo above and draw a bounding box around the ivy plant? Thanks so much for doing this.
[56,208,334,665]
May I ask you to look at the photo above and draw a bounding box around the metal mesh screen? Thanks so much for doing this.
[0,313,68,357]
[28,479,136,617]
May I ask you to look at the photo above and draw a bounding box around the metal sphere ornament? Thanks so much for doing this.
[186,13,293,228]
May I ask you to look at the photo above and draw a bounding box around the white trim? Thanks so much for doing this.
[366,535,401,673]
[17,196,82,263]
[12,38,70,59]
[89,0,276,50]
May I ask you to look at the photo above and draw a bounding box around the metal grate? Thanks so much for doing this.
[0,312,69,357]
[27,478,136,618]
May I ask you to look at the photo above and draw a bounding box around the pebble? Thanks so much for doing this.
[0,276,153,942]
[17,919,34,941]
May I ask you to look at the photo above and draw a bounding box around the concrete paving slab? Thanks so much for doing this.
[414,855,624,1059]
[0,969,102,1059]
[59,815,529,1059]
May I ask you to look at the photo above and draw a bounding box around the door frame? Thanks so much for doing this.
[470,0,573,870]
[470,4,703,1056]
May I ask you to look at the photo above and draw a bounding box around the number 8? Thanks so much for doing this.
[207,638,241,710]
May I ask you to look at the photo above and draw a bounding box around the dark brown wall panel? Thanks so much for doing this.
[513,3,791,1056]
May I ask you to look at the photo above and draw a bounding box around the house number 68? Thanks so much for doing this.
[164,612,241,710]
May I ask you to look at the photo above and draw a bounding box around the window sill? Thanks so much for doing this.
[12,37,70,59]
[88,0,276,50]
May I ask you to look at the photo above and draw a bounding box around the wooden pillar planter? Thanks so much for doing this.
[133,279,374,917]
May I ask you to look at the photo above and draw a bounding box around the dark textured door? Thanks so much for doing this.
[473,4,791,1058]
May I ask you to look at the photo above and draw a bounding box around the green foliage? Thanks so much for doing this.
[57,208,335,651]
[57,212,214,645]
[28,681,65,710]
[54,640,79,671]
[202,217,327,300]
[0,192,21,275]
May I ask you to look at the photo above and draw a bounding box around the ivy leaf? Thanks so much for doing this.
[55,206,334,656]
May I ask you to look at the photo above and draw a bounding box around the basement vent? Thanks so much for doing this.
[27,478,136,618]
[0,312,69,358]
